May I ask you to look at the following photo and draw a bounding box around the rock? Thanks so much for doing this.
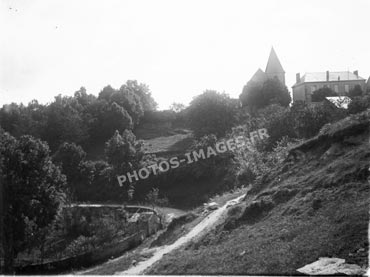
[205,202,219,210]
[297,257,365,275]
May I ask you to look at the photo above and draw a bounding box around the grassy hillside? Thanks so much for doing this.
[148,111,370,275]
[142,132,193,157]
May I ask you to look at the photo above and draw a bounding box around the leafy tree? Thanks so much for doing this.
[122,80,157,112]
[348,95,370,114]
[98,85,116,102]
[72,160,127,202]
[255,104,296,149]
[88,100,133,144]
[98,81,155,125]
[290,101,346,138]
[42,95,88,151]
[0,102,46,138]
[53,142,86,197]
[74,87,97,109]
[239,78,291,111]
[169,102,186,113]
[104,130,144,174]
[348,85,363,99]
[0,131,66,272]
[187,90,239,137]
[311,87,337,102]
[111,87,144,125]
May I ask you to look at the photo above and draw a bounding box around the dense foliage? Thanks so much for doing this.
[0,81,156,153]
[0,130,66,272]
[239,78,291,111]
[311,87,337,102]
[187,90,239,137]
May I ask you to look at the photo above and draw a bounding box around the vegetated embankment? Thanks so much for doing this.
[148,111,370,275]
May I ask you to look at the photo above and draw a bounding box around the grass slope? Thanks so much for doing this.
[148,111,370,275]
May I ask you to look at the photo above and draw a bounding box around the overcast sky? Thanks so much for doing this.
[1,0,369,110]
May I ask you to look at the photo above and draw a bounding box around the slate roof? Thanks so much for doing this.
[265,47,285,74]
[248,68,267,84]
[297,71,365,84]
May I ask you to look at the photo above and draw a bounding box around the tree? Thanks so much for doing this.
[0,131,66,272]
[0,102,45,138]
[239,78,291,111]
[42,95,88,151]
[98,85,116,102]
[169,102,186,113]
[255,104,295,149]
[53,142,86,197]
[122,80,157,112]
[348,95,370,114]
[187,90,239,137]
[88,100,133,144]
[98,81,156,125]
[311,87,337,102]
[290,101,347,138]
[110,88,144,125]
[348,85,363,99]
[104,130,144,174]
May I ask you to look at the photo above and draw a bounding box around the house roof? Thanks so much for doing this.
[265,47,285,74]
[296,71,365,85]
[325,96,352,109]
[248,68,267,84]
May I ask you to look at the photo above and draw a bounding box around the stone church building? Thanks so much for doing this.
[247,47,285,86]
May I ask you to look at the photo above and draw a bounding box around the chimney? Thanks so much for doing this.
[353,70,359,78]
[326,70,329,82]
[296,73,301,83]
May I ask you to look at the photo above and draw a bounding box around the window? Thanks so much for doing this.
[310,85,317,93]
[345,85,349,93]
[334,85,339,93]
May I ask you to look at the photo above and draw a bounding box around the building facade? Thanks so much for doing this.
[292,71,367,103]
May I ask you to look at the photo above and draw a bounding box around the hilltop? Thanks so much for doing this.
[147,111,370,275]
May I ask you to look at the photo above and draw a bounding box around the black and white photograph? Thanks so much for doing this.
[0,0,369,275]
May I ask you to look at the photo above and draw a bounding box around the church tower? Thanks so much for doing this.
[265,47,285,85]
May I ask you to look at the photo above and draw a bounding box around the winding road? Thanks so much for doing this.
[117,193,246,275]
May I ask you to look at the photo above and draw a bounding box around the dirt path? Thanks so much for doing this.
[116,193,246,275]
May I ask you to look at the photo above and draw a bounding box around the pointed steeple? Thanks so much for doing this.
[264,47,285,85]
[265,47,285,74]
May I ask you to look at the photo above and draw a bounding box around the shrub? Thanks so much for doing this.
[348,95,370,114]
[311,87,337,102]
[187,90,239,138]
[239,79,291,111]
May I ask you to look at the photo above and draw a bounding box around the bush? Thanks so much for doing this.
[348,95,370,114]
[187,90,239,138]
[348,85,363,99]
[311,87,337,102]
[290,101,347,138]
[239,78,291,111]
[64,235,98,256]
